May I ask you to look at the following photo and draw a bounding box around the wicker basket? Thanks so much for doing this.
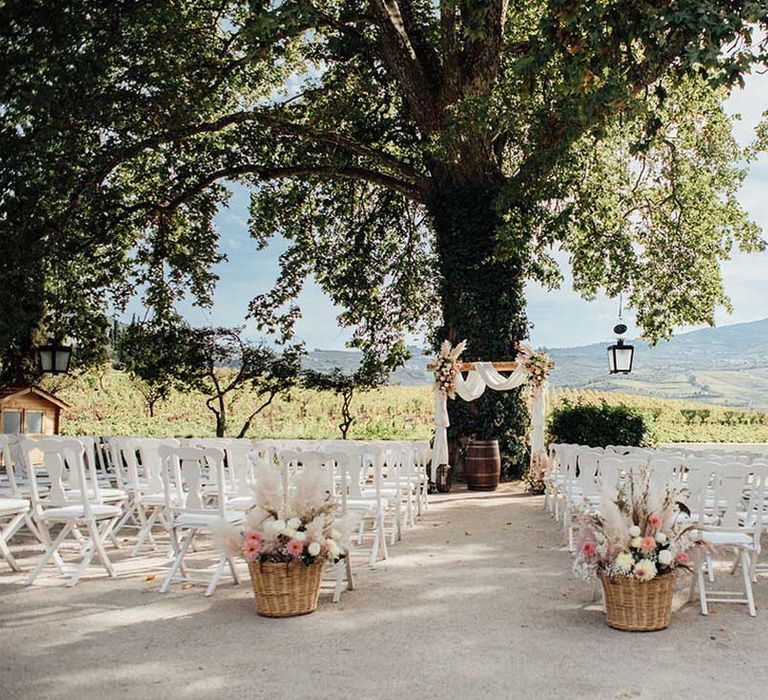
[598,571,675,631]
[248,561,324,617]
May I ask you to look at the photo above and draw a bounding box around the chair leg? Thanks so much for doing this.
[345,555,354,591]
[227,556,240,585]
[35,519,66,573]
[112,498,137,538]
[697,557,709,616]
[132,507,160,556]
[160,528,195,593]
[706,554,715,583]
[68,529,98,588]
[741,549,756,617]
[23,513,44,543]
[26,522,72,585]
[91,519,116,578]
[206,555,228,597]
[0,532,20,572]
[169,528,187,578]
[332,563,344,603]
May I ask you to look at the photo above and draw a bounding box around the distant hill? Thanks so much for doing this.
[304,318,768,410]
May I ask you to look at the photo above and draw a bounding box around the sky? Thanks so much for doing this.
[163,69,768,352]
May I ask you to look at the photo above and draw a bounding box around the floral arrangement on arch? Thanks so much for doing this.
[573,469,694,583]
[214,461,356,566]
[433,339,466,399]
[516,342,554,389]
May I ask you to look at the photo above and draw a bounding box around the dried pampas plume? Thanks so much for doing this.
[292,466,331,518]
[252,461,285,516]
[210,520,241,558]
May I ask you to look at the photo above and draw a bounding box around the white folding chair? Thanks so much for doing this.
[690,463,765,617]
[21,437,121,586]
[158,444,244,596]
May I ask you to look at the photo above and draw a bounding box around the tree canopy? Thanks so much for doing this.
[2,1,767,470]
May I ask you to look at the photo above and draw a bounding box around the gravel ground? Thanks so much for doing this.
[2,483,768,700]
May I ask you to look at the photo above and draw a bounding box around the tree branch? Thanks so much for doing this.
[459,0,509,93]
[157,163,425,212]
[370,0,440,132]
[79,110,423,200]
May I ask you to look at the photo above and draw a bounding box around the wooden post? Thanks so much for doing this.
[426,360,520,372]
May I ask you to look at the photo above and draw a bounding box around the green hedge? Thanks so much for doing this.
[547,399,653,448]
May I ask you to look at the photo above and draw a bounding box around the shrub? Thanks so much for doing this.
[547,399,653,448]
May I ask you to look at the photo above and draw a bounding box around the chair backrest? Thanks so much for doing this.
[223,440,255,498]
[158,444,227,518]
[682,462,716,522]
[103,437,129,488]
[0,434,22,494]
[278,449,336,493]
[21,437,93,514]
[325,451,350,514]
[709,463,761,530]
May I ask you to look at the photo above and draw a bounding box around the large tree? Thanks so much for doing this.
[1,1,766,472]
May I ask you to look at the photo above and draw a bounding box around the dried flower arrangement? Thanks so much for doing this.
[214,460,356,566]
[433,339,466,398]
[573,469,694,582]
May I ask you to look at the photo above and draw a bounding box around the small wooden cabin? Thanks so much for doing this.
[0,386,69,435]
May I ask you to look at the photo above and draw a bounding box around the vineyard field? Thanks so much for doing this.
[48,368,768,444]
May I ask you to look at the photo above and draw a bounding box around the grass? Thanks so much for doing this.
[48,367,768,444]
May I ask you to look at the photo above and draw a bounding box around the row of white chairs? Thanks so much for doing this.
[545,443,768,617]
[0,435,431,600]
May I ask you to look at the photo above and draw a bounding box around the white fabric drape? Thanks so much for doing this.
[433,361,544,474]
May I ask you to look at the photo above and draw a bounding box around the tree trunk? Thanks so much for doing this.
[215,394,227,437]
[427,179,530,478]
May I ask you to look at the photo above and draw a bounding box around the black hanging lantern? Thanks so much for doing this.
[38,337,73,375]
[607,323,634,374]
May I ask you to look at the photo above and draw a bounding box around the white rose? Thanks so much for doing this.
[307,542,321,557]
[630,536,643,549]
[633,558,658,581]
[655,532,668,544]
[614,551,634,573]
[628,525,641,538]
[272,519,286,535]
[284,528,297,538]
[287,517,301,530]
[327,540,340,558]
[658,549,673,566]
[294,531,307,542]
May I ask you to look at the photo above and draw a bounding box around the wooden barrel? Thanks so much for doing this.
[464,440,501,491]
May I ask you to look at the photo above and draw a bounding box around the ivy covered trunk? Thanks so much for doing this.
[428,180,530,478]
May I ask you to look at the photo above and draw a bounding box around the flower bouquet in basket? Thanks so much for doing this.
[573,469,693,631]
[215,461,356,617]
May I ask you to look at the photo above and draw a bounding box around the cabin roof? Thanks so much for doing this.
[0,385,70,409]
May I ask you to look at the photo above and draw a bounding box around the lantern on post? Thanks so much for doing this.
[38,337,73,375]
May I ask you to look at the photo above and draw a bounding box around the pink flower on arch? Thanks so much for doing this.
[640,536,657,554]
[241,540,261,561]
[286,539,304,558]
[647,513,662,530]
[581,541,597,558]
[675,551,690,566]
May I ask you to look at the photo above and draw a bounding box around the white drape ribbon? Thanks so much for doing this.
[432,361,542,474]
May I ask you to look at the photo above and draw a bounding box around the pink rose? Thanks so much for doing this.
[581,541,597,557]
[244,530,262,545]
[640,536,657,554]
[241,541,261,561]
[647,513,662,530]
[675,551,690,565]
[286,539,304,558]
